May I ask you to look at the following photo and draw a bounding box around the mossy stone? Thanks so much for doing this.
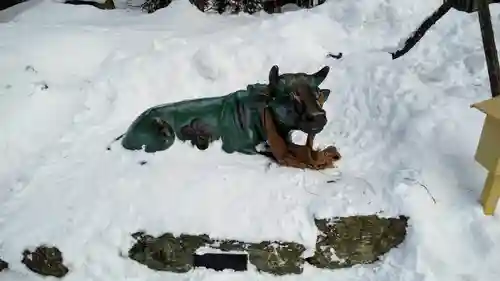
[129,232,196,273]
[127,215,409,275]
[179,234,212,251]
[307,215,408,269]
[247,241,306,275]
[21,245,69,278]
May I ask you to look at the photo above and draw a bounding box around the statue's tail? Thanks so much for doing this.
[106,133,124,151]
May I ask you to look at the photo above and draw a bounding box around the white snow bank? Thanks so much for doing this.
[1,0,500,281]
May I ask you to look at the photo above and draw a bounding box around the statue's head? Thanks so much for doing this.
[265,65,331,135]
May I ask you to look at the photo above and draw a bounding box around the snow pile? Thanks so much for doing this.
[1,0,500,280]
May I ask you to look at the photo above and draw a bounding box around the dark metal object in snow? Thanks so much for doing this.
[193,253,248,271]
[391,0,500,98]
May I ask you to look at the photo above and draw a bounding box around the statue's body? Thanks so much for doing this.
[119,65,341,169]
[121,84,270,154]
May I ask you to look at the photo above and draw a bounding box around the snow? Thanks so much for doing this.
[1,0,500,280]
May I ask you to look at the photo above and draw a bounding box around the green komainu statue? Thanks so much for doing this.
[118,65,336,166]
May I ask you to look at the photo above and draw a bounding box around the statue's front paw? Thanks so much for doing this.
[308,146,341,170]
[321,146,341,161]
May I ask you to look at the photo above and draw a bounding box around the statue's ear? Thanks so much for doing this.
[269,65,279,88]
[317,89,331,107]
[310,66,330,86]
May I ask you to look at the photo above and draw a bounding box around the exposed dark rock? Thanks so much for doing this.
[307,215,408,269]
[247,241,305,275]
[22,245,69,278]
[128,231,211,273]
[128,215,409,275]
[210,239,247,252]
[0,258,8,272]
[142,0,172,13]
[210,238,305,274]
[180,234,212,250]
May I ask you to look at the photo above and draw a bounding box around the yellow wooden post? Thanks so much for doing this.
[471,96,500,215]
[480,170,500,215]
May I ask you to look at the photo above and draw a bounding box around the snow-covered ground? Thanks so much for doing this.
[1,0,500,280]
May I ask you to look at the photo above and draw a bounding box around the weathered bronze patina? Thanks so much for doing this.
[118,65,341,169]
